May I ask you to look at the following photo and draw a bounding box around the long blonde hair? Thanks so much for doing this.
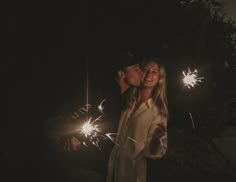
[145,57,168,118]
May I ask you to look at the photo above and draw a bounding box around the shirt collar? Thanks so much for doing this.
[130,97,153,109]
[146,98,153,109]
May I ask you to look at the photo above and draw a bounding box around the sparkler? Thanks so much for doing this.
[79,115,103,148]
[182,68,204,88]
[77,99,114,149]
[70,99,140,150]
[80,117,100,137]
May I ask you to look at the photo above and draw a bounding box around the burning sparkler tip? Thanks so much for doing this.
[182,67,204,88]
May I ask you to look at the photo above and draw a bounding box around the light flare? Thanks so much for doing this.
[98,99,106,114]
[81,119,99,137]
[71,99,142,149]
[80,116,102,148]
[182,68,204,88]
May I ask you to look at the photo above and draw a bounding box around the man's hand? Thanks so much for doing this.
[57,136,81,152]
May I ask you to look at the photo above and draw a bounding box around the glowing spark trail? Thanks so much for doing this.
[70,99,142,150]
[81,119,98,137]
[98,99,106,114]
[106,133,120,146]
[128,137,141,145]
[91,115,103,124]
[182,68,204,88]
[80,116,102,147]
[189,112,196,131]
[83,142,88,147]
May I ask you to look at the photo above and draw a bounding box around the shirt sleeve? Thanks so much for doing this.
[142,116,168,159]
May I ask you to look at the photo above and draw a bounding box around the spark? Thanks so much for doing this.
[189,112,196,131]
[81,120,96,137]
[182,68,204,88]
[92,115,103,124]
[79,116,103,148]
[128,137,141,145]
[106,133,120,146]
[92,140,101,150]
[98,99,106,114]
[70,99,143,150]
[80,115,103,137]
[78,99,105,149]
[71,99,107,149]
[83,142,88,147]
[105,133,141,147]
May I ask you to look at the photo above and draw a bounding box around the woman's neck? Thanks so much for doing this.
[137,87,153,103]
[131,87,153,115]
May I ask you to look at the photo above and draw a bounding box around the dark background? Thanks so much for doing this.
[6,1,236,181]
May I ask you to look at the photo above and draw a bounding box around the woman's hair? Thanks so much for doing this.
[142,57,168,118]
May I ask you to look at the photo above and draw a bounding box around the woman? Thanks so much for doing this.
[107,57,168,182]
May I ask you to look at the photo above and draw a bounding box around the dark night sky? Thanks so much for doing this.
[7,1,236,134]
[6,1,236,181]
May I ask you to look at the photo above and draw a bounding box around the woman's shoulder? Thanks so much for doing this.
[149,100,165,118]
[148,99,158,112]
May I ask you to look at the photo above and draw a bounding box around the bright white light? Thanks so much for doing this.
[98,99,106,114]
[182,68,204,89]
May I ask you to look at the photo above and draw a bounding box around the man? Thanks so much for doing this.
[114,51,142,94]
[106,50,143,126]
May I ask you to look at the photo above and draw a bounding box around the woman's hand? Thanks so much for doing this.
[150,124,166,154]
[152,124,166,141]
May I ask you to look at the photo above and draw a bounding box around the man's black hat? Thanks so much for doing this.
[113,50,141,72]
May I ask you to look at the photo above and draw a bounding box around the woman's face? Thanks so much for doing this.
[142,61,159,88]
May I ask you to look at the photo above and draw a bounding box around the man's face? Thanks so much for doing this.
[124,64,142,86]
